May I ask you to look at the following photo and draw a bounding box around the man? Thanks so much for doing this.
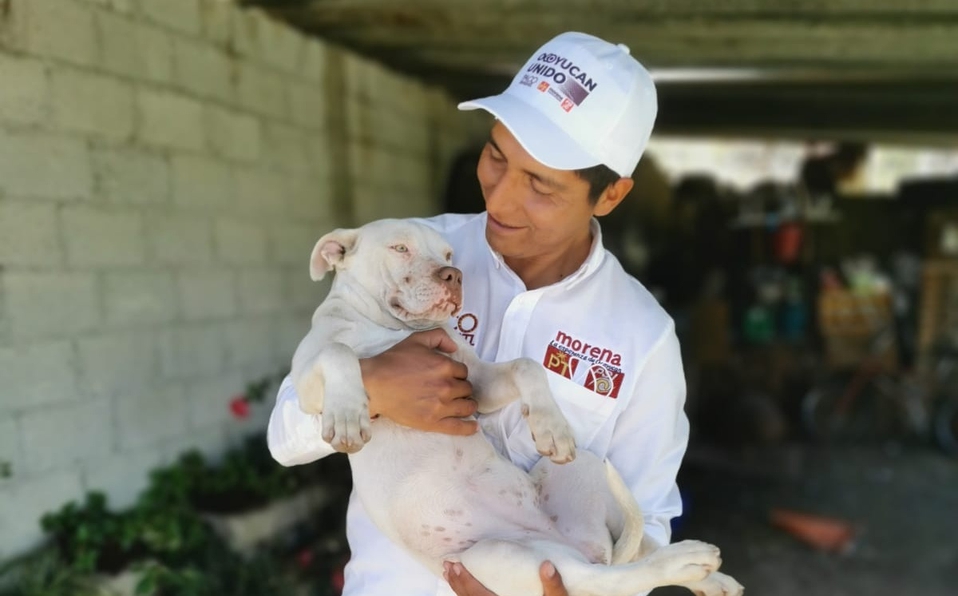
[268,31,689,596]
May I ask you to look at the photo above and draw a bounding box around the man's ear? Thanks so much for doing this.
[593,177,634,217]
[309,228,359,281]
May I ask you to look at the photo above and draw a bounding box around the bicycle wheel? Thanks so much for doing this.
[801,375,896,442]
[933,394,958,457]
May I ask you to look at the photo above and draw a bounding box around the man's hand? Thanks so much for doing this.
[360,328,478,435]
[444,560,568,596]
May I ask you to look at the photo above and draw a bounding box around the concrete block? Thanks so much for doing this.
[84,0,134,13]
[287,81,326,130]
[236,268,284,314]
[103,271,177,326]
[287,172,335,221]
[268,221,316,266]
[258,13,303,74]
[18,0,98,67]
[82,447,168,511]
[51,67,135,141]
[146,213,213,265]
[115,382,190,449]
[157,323,226,379]
[183,372,244,430]
[205,105,261,163]
[261,123,308,173]
[0,471,84,561]
[76,332,158,399]
[176,269,236,321]
[273,310,315,362]
[236,63,287,119]
[286,266,327,311]
[136,21,175,84]
[61,206,146,267]
[171,154,234,211]
[95,9,138,78]
[173,37,235,102]
[160,423,229,462]
[20,399,113,474]
[137,88,205,151]
[0,132,93,200]
[0,341,77,412]
[0,418,18,487]
[0,199,61,267]
[299,39,328,84]
[199,0,233,46]
[229,6,267,59]
[140,0,201,36]
[233,167,284,217]
[5,272,100,340]
[223,317,274,370]
[92,145,170,205]
[214,218,267,264]
[0,54,49,125]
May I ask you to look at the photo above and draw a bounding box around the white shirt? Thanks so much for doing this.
[267,212,689,596]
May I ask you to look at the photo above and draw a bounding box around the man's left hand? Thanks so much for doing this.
[444,560,568,596]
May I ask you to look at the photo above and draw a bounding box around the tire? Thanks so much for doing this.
[801,375,894,442]
[933,394,958,457]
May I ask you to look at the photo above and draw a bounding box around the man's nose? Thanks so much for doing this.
[483,170,521,214]
[436,266,462,287]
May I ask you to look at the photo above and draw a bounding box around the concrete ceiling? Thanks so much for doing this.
[249,0,958,144]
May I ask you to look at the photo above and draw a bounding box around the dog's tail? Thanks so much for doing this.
[604,459,645,565]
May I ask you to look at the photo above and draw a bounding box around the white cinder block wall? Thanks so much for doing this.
[0,0,485,559]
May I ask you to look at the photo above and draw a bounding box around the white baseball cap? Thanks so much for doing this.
[458,31,657,178]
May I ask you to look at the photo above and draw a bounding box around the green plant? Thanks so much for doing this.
[0,460,12,479]
[0,550,98,596]
[40,493,140,575]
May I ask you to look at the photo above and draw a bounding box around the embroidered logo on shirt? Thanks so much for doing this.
[542,330,625,398]
[455,312,479,346]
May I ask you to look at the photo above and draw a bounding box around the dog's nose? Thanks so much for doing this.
[437,266,462,286]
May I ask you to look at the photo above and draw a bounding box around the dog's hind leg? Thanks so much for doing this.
[456,536,720,596]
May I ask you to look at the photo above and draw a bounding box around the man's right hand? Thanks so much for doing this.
[360,328,478,436]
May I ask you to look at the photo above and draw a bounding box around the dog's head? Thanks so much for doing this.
[309,219,462,329]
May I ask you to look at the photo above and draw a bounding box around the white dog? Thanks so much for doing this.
[291,218,743,596]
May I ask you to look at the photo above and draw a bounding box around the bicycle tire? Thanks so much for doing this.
[801,375,895,442]
[933,394,958,457]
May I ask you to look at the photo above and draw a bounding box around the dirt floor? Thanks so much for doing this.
[652,441,958,596]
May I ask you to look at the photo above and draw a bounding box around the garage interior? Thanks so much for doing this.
[250,1,958,594]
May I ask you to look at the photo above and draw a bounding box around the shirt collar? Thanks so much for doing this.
[481,213,606,290]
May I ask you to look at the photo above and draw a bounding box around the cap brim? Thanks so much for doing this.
[458,94,601,171]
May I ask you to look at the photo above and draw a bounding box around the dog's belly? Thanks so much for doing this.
[348,421,565,571]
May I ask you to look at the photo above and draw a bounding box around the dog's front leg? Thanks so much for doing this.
[293,342,371,454]
[449,333,575,463]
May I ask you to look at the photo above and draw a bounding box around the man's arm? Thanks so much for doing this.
[267,329,480,466]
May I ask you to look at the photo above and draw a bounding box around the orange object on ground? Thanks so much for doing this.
[769,508,856,553]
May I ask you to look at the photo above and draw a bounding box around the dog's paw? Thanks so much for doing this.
[642,540,721,586]
[523,403,576,464]
[321,395,371,454]
[686,571,744,596]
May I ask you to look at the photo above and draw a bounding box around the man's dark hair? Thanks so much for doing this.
[575,163,622,203]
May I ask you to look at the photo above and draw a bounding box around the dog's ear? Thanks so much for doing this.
[309,228,359,281]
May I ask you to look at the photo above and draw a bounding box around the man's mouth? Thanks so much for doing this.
[488,215,522,232]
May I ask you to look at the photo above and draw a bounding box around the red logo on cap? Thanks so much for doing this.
[537,81,550,92]
[560,98,574,112]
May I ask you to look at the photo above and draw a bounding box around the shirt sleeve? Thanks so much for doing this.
[606,322,690,550]
[267,375,337,466]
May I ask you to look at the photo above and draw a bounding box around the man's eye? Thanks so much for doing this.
[392,245,408,253]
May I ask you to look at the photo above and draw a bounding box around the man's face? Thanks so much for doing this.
[476,123,601,263]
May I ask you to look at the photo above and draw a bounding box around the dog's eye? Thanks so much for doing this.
[445,252,453,262]
[392,244,408,253]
